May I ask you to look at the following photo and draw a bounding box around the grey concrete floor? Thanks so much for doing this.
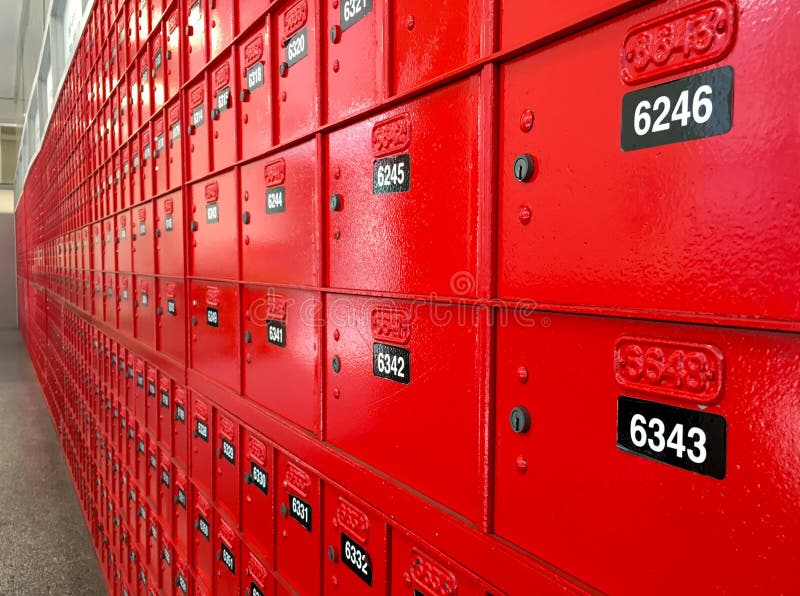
[0,330,106,595]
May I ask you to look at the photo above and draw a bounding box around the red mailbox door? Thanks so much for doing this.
[151,29,166,113]
[91,223,102,271]
[158,535,174,594]
[241,428,274,565]
[325,294,484,523]
[498,1,800,326]
[237,25,272,161]
[190,392,214,494]
[134,276,156,349]
[137,0,151,44]
[119,77,131,147]
[214,515,240,596]
[172,466,191,554]
[164,7,181,103]
[140,127,153,202]
[146,440,159,504]
[494,313,800,594]
[326,76,480,297]
[209,52,238,171]
[174,554,192,595]
[152,112,168,196]
[275,454,321,595]
[139,47,153,124]
[190,281,240,391]
[192,487,214,588]
[129,65,142,134]
[240,141,318,285]
[390,529,493,595]
[242,287,321,433]
[117,274,134,336]
[189,161,238,280]
[241,543,276,596]
[102,217,115,271]
[133,357,146,421]
[208,0,234,60]
[214,412,240,523]
[324,0,383,123]
[272,0,319,142]
[323,487,388,594]
[155,191,184,276]
[186,80,211,181]
[136,429,148,488]
[132,203,155,274]
[116,212,132,272]
[144,363,159,434]
[499,0,639,51]
[157,278,187,364]
[157,455,172,538]
[166,100,184,191]
[157,375,173,449]
[185,0,208,83]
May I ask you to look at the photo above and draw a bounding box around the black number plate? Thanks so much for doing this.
[373,343,410,384]
[206,202,219,224]
[250,462,268,494]
[621,66,733,151]
[341,0,373,31]
[192,105,205,128]
[206,307,219,327]
[177,571,188,594]
[266,186,286,213]
[247,62,264,92]
[148,381,156,396]
[289,495,312,531]
[221,543,235,574]
[175,403,186,423]
[197,515,210,539]
[136,373,144,387]
[285,28,308,67]
[267,320,286,347]
[217,87,231,113]
[161,469,170,486]
[165,214,174,231]
[221,438,235,464]
[177,487,187,508]
[617,396,726,479]
[250,583,265,596]
[167,298,176,315]
[196,419,209,441]
[341,532,372,585]
[373,154,410,195]
[160,390,170,408]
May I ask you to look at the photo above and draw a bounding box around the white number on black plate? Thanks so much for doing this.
[289,495,312,531]
[267,320,286,347]
[266,186,285,213]
[196,419,209,441]
[206,307,219,327]
[221,543,235,574]
[197,515,210,539]
[617,396,726,479]
[341,532,372,585]
[373,343,410,384]
[341,0,373,31]
[373,154,410,194]
[621,66,733,151]
[206,202,219,224]
[250,462,268,494]
[221,439,235,464]
[286,28,308,66]
[247,63,264,92]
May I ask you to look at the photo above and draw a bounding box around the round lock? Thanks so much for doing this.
[156,306,163,316]
[242,211,251,225]
[280,503,288,518]
[191,316,198,327]
[329,193,342,211]
[155,228,161,237]
[513,154,535,182]
[240,90,249,102]
[509,406,531,434]
[330,25,342,44]
[332,355,341,373]
[328,546,337,562]
[244,330,252,343]
[279,62,288,77]
[190,221,198,232]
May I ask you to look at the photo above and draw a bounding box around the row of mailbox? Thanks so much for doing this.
[38,305,501,596]
[36,45,800,326]
[22,279,800,594]
[55,0,638,205]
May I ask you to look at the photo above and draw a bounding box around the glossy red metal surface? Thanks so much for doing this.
[17,1,800,594]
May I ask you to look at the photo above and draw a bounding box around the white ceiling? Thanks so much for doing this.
[0,0,25,102]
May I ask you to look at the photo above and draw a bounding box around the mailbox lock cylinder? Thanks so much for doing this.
[513,154,535,182]
[510,406,531,434]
